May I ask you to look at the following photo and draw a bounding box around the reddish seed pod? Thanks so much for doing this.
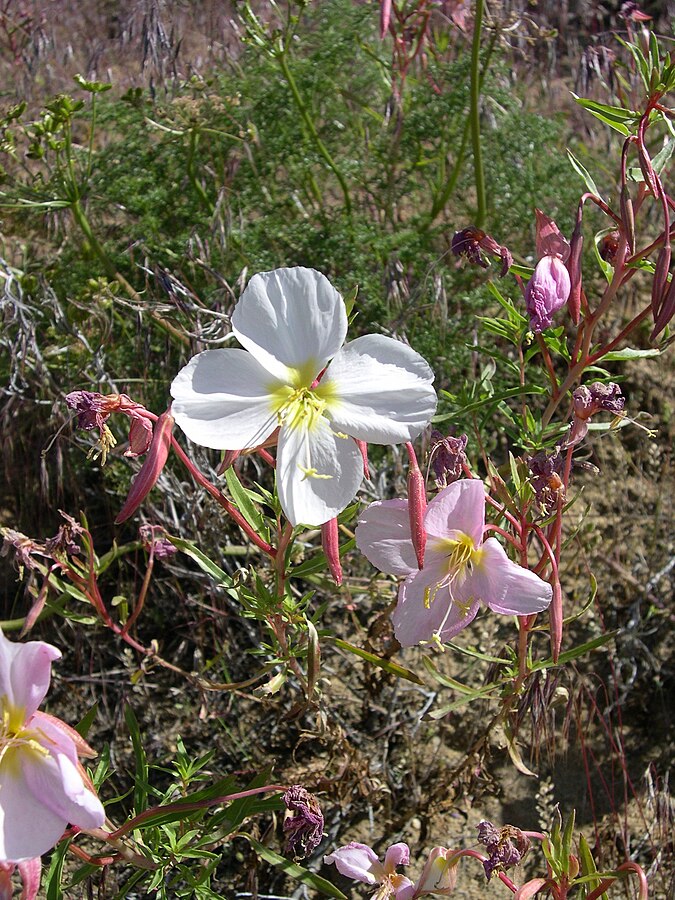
[321,517,342,586]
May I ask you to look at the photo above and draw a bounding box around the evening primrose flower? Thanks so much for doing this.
[355,479,552,648]
[325,842,415,899]
[171,267,437,526]
[0,629,105,861]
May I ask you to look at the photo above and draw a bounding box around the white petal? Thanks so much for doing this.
[355,500,418,576]
[392,562,480,647]
[277,417,363,526]
[0,757,67,861]
[464,538,553,615]
[171,349,280,449]
[323,334,437,443]
[232,267,347,381]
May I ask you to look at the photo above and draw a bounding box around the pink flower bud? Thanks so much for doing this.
[380,0,392,38]
[115,409,174,524]
[355,439,370,480]
[405,442,427,569]
[321,517,342,586]
[525,256,571,332]
[126,413,153,458]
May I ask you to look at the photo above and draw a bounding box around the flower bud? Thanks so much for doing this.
[406,442,427,569]
[566,212,584,325]
[321,517,342,586]
[525,256,571,332]
[115,409,174,524]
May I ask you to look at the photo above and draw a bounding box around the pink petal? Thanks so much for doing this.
[423,480,485,545]
[17,858,41,900]
[0,757,68,861]
[0,630,60,720]
[392,563,480,647]
[31,711,97,759]
[394,876,416,899]
[461,538,553,615]
[324,842,383,884]
[383,842,410,873]
[22,715,104,831]
[534,209,570,261]
[355,500,418,576]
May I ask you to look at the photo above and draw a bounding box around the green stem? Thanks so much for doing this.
[277,50,352,217]
[187,128,214,213]
[469,0,486,227]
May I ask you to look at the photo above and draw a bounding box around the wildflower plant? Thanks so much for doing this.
[0,4,671,898]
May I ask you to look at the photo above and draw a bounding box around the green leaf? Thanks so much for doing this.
[74,73,112,93]
[436,384,546,420]
[601,347,660,361]
[424,681,505,718]
[532,631,618,670]
[571,95,637,136]
[332,637,424,684]
[650,139,674,177]
[75,701,98,739]
[125,704,149,814]
[224,467,270,542]
[566,149,603,199]
[168,536,238,596]
[247,838,347,899]
[44,839,70,900]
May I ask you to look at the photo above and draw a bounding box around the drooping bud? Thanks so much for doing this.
[477,821,531,881]
[282,785,324,859]
[525,256,571,332]
[405,442,427,569]
[115,409,174,523]
[321,517,342,586]
[139,523,178,559]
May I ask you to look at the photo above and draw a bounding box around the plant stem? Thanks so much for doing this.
[277,50,352,217]
[469,0,486,227]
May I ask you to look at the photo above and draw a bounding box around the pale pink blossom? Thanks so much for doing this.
[0,630,105,862]
[525,210,571,332]
[325,842,415,899]
[355,480,552,648]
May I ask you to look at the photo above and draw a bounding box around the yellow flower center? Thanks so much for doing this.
[268,365,338,434]
[424,531,482,611]
[0,701,50,777]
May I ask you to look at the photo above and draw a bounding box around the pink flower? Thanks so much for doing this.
[355,480,552,648]
[525,210,571,333]
[0,629,105,862]
[325,842,415,899]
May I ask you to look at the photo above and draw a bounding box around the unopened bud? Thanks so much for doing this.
[566,213,584,325]
[651,244,671,318]
[321,517,342,586]
[620,186,635,255]
[116,409,174,524]
[355,439,370,480]
[405,442,427,569]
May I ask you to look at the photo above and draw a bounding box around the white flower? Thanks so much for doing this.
[171,267,437,526]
